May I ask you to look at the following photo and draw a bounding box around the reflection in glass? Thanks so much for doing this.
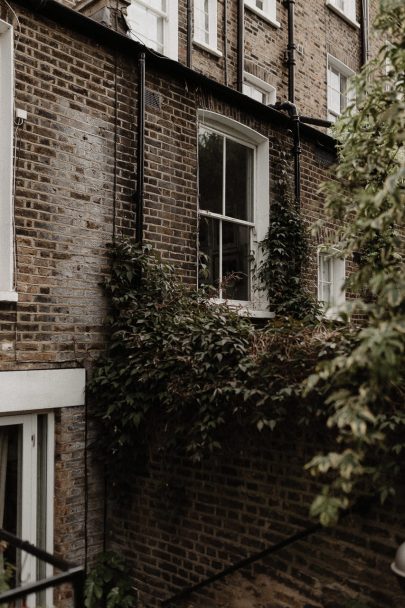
[225,139,253,221]
[199,130,223,214]
[222,222,250,301]
[199,216,220,296]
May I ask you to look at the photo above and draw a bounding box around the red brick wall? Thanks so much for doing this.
[110,428,405,608]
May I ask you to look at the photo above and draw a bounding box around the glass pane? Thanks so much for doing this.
[199,216,220,296]
[328,67,341,114]
[128,4,164,53]
[1,425,21,591]
[243,83,265,103]
[199,129,223,214]
[222,222,250,301]
[195,0,210,44]
[225,139,253,221]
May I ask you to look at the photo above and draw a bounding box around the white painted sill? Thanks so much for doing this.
[0,291,18,302]
[325,2,360,28]
[211,298,274,319]
[244,4,280,29]
[193,39,223,58]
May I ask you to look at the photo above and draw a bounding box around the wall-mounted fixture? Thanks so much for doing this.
[392,542,405,578]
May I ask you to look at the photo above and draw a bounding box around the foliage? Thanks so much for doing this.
[304,0,405,523]
[84,551,137,608]
[89,241,329,477]
[259,152,317,319]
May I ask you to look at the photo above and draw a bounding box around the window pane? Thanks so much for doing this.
[195,0,210,44]
[199,130,223,214]
[222,222,250,301]
[225,139,253,221]
[199,216,220,296]
[1,425,21,589]
[129,4,164,53]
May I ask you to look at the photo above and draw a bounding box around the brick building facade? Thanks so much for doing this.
[0,0,402,607]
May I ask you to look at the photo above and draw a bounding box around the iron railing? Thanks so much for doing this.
[0,528,85,606]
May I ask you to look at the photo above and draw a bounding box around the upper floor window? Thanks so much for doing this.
[326,0,359,28]
[318,249,346,314]
[0,20,17,302]
[327,56,355,123]
[244,0,280,28]
[198,111,269,314]
[194,0,219,54]
[243,72,276,105]
[125,0,178,60]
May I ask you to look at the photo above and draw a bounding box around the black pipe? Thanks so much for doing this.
[275,101,301,206]
[0,528,72,571]
[136,51,145,245]
[187,0,192,68]
[237,0,244,92]
[224,0,228,86]
[283,0,296,103]
[360,0,369,66]
[301,115,332,128]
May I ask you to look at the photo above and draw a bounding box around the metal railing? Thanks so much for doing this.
[0,528,85,606]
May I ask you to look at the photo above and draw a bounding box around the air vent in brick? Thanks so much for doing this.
[145,89,161,110]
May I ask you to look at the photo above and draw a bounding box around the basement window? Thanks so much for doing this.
[244,0,280,28]
[0,20,17,302]
[125,0,178,60]
[318,249,346,315]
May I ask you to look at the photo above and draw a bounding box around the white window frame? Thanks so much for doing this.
[244,0,280,28]
[317,248,346,316]
[197,110,271,317]
[193,0,222,57]
[0,412,54,608]
[243,72,276,105]
[327,54,355,123]
[326,0,360,28]
[0,20,17,302]
[125,0,179,60]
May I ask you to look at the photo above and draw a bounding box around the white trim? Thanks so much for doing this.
[197,110,269,312]
[193,0,220,54]
[125,0,178,60]
[0,290,18,302]
[0,21,15,299]
[193,39,223,57]
[0,368,86,414]
[243,72,277,105]
[326,0,360,28]
[244,0,280,28]
[45,412,55,607]
[327,54,356,121]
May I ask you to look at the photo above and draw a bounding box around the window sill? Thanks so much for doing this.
[211,298,274,319]
[0,290,18,302]
[245,4,280,29]
[325,2,360,28]
[193,39,223,58]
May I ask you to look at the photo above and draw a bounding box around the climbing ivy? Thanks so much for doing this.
[259,152,317,319]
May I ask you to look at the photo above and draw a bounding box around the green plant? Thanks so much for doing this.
[304,0,405,524]
[84,551,137,608]
[259,151,317,320]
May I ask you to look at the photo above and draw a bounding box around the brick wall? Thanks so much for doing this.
[109,427,405,608]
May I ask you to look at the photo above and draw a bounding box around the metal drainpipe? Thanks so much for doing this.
[136,51,145,245]
[224,0,228,86]
[237,0,244,92]
[275,101,301,206]
[283,0,296,103]
[187,0,193,68]
[360,0,369,66]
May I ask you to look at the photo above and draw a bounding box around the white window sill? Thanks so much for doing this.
[193,39,223,58]
[211,298,274,319]
[245,4,280,29]
[0,290,18,302]
[325,2,360,28]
